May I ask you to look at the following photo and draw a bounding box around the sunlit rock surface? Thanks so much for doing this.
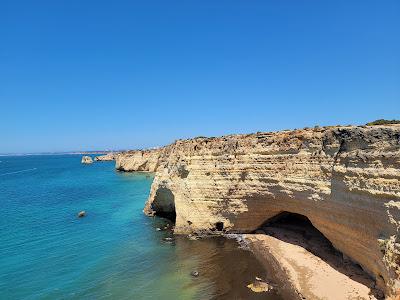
[81,156,93,164]
[94,153,117,161]
[116,125,400,297]
[116,149,161,172]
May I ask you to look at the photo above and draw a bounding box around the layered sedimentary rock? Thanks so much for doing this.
[115,149,161,172]
[116,125,400,296]
[94,152,117,161]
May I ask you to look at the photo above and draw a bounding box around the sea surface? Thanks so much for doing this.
[0,155,282,299]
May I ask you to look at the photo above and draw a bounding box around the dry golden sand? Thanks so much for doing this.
[245,229,382,300]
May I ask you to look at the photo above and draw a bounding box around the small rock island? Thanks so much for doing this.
[81,156,93,164]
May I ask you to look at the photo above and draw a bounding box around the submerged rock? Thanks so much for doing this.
[78,211,86,218]
[81,156,93,164]
[162,237,174,243]
[118,125,400,296]
[190,271,199,277]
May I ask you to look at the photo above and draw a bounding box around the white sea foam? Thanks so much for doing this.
[225,233,251,250]
[0,168,37,176]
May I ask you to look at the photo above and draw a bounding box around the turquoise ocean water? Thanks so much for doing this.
[0,155,281,299]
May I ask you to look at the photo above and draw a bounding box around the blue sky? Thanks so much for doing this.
[1,1,399,153]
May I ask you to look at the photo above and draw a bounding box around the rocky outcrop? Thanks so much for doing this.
[115,149,162,172]
[116,125,400,297]
[94,152,117,161]
[81,156,93,164]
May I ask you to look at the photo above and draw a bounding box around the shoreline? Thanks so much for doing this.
[111,124,400,298]
[202,230,382,299]
[243,233,382,300]
[166,229,382,299]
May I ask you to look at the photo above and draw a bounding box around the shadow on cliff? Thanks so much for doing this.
[151,187,176,223]
[256,212,382,299]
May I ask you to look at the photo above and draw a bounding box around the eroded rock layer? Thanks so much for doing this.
[116,125,400,296]
[116,149,161,172]
[94,152,117,161]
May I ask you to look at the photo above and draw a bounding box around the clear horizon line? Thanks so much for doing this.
[0,150,117,156]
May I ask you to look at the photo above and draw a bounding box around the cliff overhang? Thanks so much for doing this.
[115,125,400,297]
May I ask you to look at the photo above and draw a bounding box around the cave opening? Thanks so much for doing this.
[215,222,224,231]
[257,211,336,258]
[256,211,382,297]
[257,211,362,275]
[151,187,176,223]
[261,212,315,231]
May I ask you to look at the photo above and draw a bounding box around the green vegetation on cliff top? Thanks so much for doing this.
[366,119,400,126]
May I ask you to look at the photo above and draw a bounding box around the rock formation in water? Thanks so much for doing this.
[94,152,117,161]
[115,125,400,297]
[81,156,93,164]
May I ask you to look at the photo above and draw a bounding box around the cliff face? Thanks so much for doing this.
[116,125,400,296]
[115,149,161,172]
[94,153,117,161]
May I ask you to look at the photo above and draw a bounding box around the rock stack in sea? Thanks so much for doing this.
[81,156,93,164]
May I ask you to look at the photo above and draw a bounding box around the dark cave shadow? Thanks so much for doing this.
[151,187,176,223]
[255,212,383,299]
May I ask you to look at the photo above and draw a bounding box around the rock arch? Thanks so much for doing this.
[150,187,176,222]
[139,125,400,296]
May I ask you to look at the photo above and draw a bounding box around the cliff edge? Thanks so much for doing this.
[115,125,400,297]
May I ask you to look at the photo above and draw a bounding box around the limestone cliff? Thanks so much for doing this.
[115,149,161,172]
[94,152,117,161]
[116,125,400,296]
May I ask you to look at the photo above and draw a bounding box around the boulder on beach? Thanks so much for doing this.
[247,279,273,293]
[81,156,93,164]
